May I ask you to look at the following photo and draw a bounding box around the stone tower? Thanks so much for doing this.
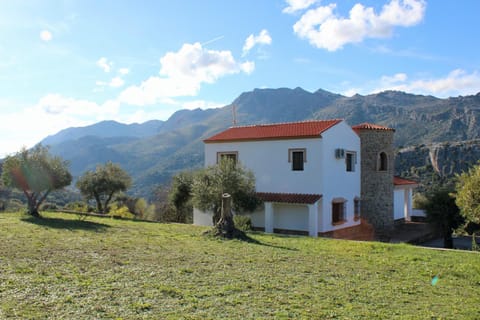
[352,123,395,235]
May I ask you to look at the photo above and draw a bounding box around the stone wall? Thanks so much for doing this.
[357,129,395,233]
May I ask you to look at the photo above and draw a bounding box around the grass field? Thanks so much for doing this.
[1,211,479,319]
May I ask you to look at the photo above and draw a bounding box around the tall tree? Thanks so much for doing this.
[0,166,10,211]
[424,187,464,248]
[168,171,194,223]
[76,162,132,214]
[1,145,72,217]
[456,163,480,235]
[192,158,261,237]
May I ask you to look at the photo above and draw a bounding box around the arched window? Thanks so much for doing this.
[378,152,388,171]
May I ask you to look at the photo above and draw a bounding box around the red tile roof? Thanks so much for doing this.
[204,120,343,143]
[352,123,395,133]
[256,192,322,204]
[394,176,418,186]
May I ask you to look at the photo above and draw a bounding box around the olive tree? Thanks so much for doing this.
[191,158,261,237]
[1,145,72,217]
[168,171,194,223]
[76,162,132,214]
[456,163,480,236]
[424,187,464,248]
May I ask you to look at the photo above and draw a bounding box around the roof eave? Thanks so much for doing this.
[204,134,323,144]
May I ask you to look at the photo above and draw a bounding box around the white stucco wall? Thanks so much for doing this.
[394,188,405,220]
[273,203,309,231]
[394,186,414,221]
[205,137,324,194]
[249,205,265,228]
[319,121,361,232]
[193,208,214,226]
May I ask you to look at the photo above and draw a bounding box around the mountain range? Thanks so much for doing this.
[37,87,480,198]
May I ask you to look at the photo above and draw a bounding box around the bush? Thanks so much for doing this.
[413,193,428,209]
[108,204,135,219]
[41,203,58,210]
[233,215,252,232]
[64,202,89,213]
[6,199,25,212]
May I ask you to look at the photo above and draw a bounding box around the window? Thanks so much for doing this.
[289,148,306,171]
[378,152,388,171]
[217,151,238,164]
[332,199,346,224]
[346,151,356,172]
[354,198,361,220]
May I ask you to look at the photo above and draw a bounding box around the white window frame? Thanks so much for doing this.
[288,148,306,171]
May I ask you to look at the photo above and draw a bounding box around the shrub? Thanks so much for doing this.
[6,199,24,212]
[41,203,58,210]
[233,215,252,232]
[108,204,135,219]
[64,202,89,213]
[413,193,428,209]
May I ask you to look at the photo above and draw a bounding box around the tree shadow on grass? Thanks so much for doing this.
[204,228,298,251]
[21,216,110,232]
[244,235,299,251]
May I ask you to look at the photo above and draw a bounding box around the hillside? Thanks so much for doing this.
[1,211,479,319]
[41,120,165,146]
[35,87,480,198]
[395,139,480,191]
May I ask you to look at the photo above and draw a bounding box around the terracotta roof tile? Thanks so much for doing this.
[204,119,342,143]
[352,123,395,133]
[256,192,322,204]
[394,176,418,186]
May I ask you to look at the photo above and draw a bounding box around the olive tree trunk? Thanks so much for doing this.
[215,193,235,235]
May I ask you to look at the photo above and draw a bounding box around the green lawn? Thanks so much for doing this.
[0,212,479,319]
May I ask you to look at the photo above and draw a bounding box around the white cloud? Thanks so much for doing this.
[283,0,318,14]
[343,88,361,97]
[38,94,119,116]
[0,96,121,157]
[40,30,53,42]
[96,66,128,89]
[118,68,129,75]
[119,42,254,106]
[182,100,225,110]
[160,42,251,82]
[372,69,480,97]
[0,40,256,157]
[240,61,255,74]
[291,0,426,51]
[109,77,125,88]
[242,29,272,56]
[381,73,408,85]
[96,57,112,72]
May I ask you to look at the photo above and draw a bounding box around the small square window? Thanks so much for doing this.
[289,148,306,171]
[217,152,238,164]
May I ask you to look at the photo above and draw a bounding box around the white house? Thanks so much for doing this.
[194,119,417,237]
[195,119,362,236]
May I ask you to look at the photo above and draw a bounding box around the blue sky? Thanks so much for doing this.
[1,0,479,156]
